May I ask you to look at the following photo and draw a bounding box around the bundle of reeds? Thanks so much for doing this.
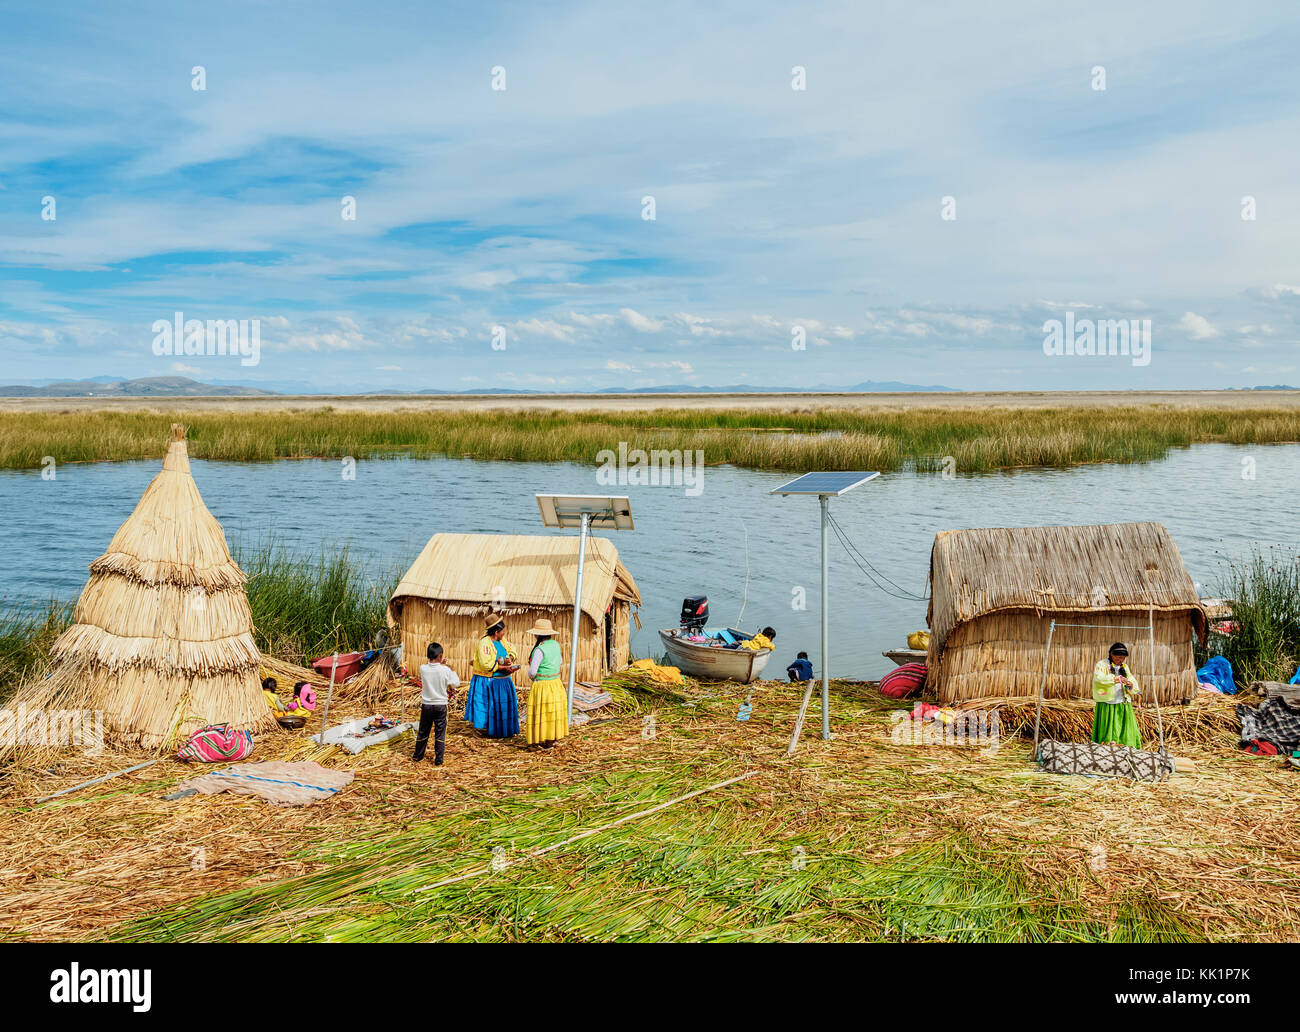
[961,693,1241,750]
[338,648,402,710]
[7,425,274,753]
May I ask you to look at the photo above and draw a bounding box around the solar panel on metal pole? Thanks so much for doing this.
[536,494,634,719]
[771,472,879,739]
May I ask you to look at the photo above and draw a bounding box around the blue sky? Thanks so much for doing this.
[1,0,1298,391]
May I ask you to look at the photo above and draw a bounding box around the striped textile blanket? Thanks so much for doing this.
[573,684,613,712]
[175,761,354,807]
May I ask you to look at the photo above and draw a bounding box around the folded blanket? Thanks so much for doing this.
[1238,697,1300,753]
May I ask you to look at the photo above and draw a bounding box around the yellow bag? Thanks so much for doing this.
[907,630,931,650]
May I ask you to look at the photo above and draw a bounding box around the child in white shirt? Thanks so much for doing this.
[414,642,460,765]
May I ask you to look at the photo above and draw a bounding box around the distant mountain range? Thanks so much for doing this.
[0,375,957,397]
[0,376,278,397]
[2,376,1297,398]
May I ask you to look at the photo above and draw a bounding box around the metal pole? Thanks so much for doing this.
[820,494,831,740]
[567,513,589,720]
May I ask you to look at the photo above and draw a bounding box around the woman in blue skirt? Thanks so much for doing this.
[464,613,521,737]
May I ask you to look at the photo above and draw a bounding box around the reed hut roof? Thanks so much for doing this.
[388,533,641,624]
[927,521,1206,655]
[37,424,269,749]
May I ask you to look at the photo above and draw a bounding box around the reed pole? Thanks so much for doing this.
[34,758,163,805]
[316,652,339,742]
[1032,620,1056,756]
[1149,603,1165,752]
[787,678,817,756]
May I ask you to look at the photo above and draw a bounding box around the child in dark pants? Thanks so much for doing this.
[414,642,460,765]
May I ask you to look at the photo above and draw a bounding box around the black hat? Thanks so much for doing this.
[1108,642,1129,656]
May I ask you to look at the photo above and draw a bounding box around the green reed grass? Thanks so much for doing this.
[0,544,396,693]
[235,542,400,663]
[1205,548,1300,685]
[2,405,1299,473]
[112,764,1197,943]
[108,678,1201,944]
[0,600,73,702]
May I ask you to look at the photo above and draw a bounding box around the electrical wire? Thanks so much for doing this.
[826,510,927,600]
[825,510,930,602]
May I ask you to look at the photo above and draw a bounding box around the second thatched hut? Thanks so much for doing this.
[388,533,641,685]
[926,522,1206,706]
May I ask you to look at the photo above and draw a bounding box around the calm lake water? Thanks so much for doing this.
[3,444,1297,678]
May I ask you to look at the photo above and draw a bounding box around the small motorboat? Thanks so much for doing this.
[658,627,774,683]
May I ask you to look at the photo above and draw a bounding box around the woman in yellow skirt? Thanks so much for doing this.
[525,618,568,748]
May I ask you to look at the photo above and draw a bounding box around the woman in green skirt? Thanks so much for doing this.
[1092,642,1141,747]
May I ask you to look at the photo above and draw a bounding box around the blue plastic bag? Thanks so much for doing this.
[1197,656,1236,695]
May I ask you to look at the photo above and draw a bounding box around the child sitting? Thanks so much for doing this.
[285,680,317,713]
[786,652,813,682]
[262,676,287,716]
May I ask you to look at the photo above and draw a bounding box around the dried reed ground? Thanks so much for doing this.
[0,673,1294,942]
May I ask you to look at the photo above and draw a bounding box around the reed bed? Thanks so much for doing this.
[3,668,1296,942]
[236,541,399,664]
[1204,548,1300,686]
[962,692,1243,750]
[0,600,71,702]
[3,405,1299,473]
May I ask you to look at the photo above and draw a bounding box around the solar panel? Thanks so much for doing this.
[536,494,634,530]
[770,471,880,496]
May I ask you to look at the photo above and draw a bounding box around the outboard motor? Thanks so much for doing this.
[680,595,709,634]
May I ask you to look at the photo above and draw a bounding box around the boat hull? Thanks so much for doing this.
[658,629,774,683]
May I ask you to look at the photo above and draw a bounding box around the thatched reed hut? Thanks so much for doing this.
[388,533,641,685]
[926,522,1206,706]
[27,424,271,750]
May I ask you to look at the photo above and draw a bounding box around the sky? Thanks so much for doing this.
[1,0,1298,392]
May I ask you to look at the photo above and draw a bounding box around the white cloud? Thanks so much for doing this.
[510,318,574,341]
[620,308,663,333]
[1177,312,1219,340]
[647,360,695,375]
[458,270,518,290]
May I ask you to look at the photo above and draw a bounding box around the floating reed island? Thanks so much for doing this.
[2,403,1300,473]
[1,668,1293,943]
[1,414,1298,942]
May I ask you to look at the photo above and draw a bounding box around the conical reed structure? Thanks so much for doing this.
[31,424,272,750]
